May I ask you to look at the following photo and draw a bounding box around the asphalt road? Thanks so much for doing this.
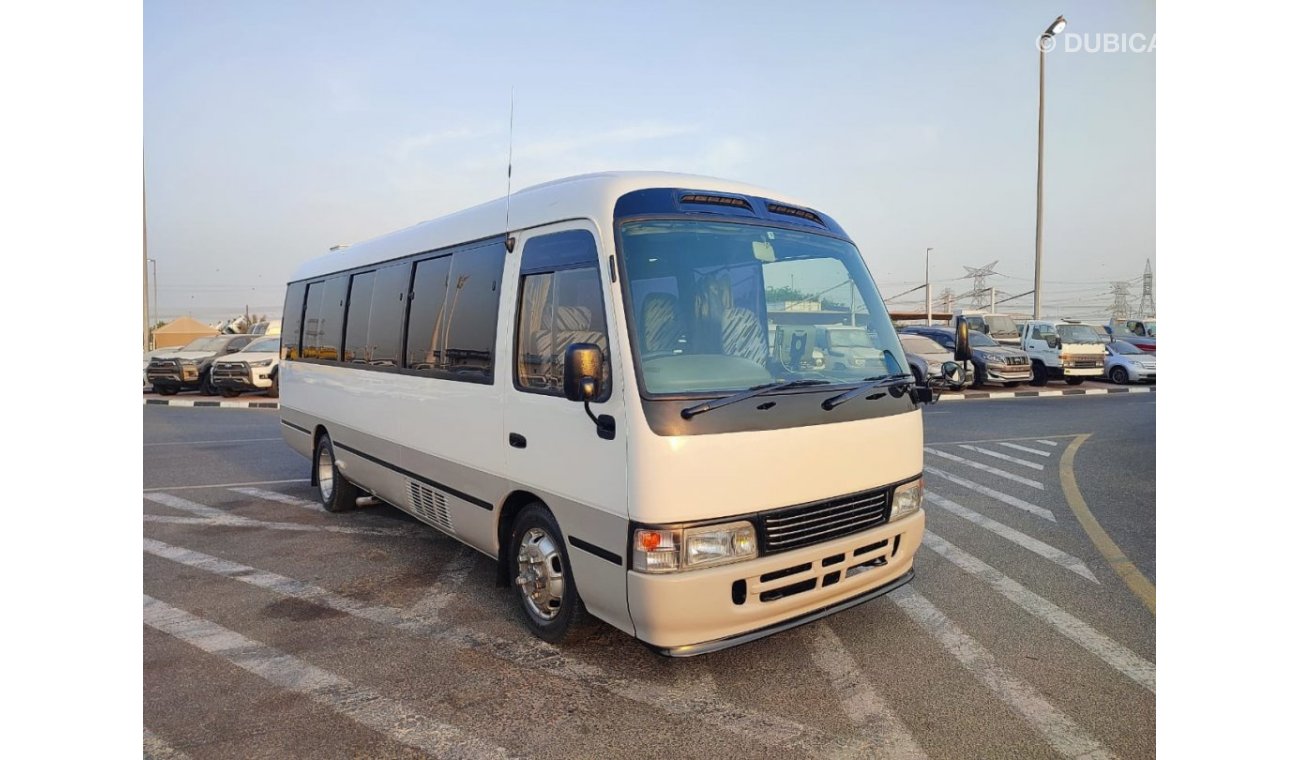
[143,395,1156,760]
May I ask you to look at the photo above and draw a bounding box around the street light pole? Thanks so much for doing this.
[1034,15,1066,320]
[148,258,158,348]
[925,247,933,325]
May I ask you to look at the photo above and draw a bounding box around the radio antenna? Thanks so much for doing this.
[504,88,516,252]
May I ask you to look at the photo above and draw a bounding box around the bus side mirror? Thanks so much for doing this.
[953,317,973,362]
[563,343,604,402]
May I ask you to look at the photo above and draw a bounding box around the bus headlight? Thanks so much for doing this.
[633,520,757,573]
[891,478,923,522]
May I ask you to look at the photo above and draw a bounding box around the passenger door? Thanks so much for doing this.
[502,222,632,632]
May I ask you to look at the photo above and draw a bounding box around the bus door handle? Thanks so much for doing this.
[509,433,527,449]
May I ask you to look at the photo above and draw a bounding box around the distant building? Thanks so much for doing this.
[151,316,219,349]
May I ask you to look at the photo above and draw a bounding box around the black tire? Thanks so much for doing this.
[1065,376,1085,386]
[314,434,358,513]
[219,387,242,398]
[1030,361,1049,387]
[1109,366,1130,385]
[972,365,987,389]
[508,503,586,644]
[199,370,217,396]
[1003,381,1021,389]
[266,373,280,398]
[154,385,178,396]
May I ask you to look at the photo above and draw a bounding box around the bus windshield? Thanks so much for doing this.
[618,220,905,395]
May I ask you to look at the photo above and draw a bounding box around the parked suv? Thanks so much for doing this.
[210,336,281,397]
[901,325,1032,388]
[146,334,256,395]
[813,325,882,372]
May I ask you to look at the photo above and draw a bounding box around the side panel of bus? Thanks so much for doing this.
[501,220,633,635]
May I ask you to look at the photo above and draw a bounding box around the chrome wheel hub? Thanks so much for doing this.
[515,527,565,621]
[317,446,335,502]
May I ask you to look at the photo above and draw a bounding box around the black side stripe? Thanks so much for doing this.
[281,419,311,435]
[569,536,622,566]
[332,442,493,511]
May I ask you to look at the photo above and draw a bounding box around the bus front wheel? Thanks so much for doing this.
[508,503,586,643]
[314,434,358,513]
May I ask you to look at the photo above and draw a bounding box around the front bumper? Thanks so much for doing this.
[986,364,1032,382]
[628,510,925,654]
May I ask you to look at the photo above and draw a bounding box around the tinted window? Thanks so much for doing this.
[405,255,452,372]
[367,263,410,367]
[344,271,376,363]
[302,282,325,358]
[282,282,306,359]
[316,277,348,361]
[516,267,610,398]
[443,244,506,380]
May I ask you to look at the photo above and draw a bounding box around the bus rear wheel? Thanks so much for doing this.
[314,434,357,513]
[508,503,585,643]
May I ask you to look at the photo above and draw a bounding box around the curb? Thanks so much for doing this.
[938,385,1154,402]
[144,398,279,409]
[144,385,1153,410]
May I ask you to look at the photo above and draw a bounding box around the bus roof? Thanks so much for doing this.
[289,171,814,282]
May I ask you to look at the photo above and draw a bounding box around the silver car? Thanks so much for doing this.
[899,334,969,389]
[1104,340,1156,384]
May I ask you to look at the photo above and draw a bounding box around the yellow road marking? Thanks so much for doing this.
[1060,434,1155,614]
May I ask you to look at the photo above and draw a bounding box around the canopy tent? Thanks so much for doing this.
[152,316,218,349]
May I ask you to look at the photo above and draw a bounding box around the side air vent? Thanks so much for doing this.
[766,203,825,226]
[680,193,753,211]
[408,480,454,534]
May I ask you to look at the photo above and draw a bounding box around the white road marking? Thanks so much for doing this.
[1036,440,1059,447]
[890,587,1117,760]
[958,445,1045,471]
[805,622,929,759]
[924,467,1055,521]
[144,437,283,447]
[143,493,420,538]
[229,486,321,511]
[923,448,1045,490]
[997,442,1052,458]
[142,513,415,537]
[144,539,873,758]
[921,532,1155,693]
[144,478,310,492]
[143,595,514,759]
[925,495,1098,583]
[143,728,190,759]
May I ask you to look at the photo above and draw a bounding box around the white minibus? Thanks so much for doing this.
[279,172,962,655]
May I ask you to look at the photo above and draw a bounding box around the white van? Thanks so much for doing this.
[1019,318,1107,385]
[279,172,951,655]
[950,310,1020,346]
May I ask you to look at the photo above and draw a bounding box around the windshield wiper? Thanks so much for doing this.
[820,372,914,411]
[680,379,832,419]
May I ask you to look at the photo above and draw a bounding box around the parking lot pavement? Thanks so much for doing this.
[144,401,1155,759]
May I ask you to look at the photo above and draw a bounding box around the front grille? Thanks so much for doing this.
[147,358,184,380]
[757,487,891,554]
[1006,356,1029,366]
[212,362,248,381]
[735,534,899,605]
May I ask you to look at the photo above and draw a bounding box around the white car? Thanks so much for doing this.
[209,336,281,397]
[1104,340,1155,384]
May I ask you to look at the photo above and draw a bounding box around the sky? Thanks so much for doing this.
[144,0,1155,323]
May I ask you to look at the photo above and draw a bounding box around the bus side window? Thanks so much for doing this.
[514,230,609,399]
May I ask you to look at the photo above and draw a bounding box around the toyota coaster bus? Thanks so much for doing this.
[279,172,962,655]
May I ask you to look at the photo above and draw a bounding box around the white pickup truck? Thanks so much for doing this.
[1019,319,1107,386]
